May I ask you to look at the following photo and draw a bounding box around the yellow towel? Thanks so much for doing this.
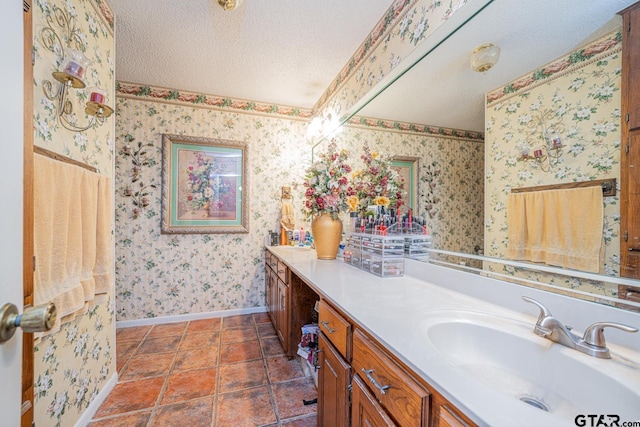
[33,153,112,337]
[34,155,86,320]
[506,186,604,273]
[280,200,295,230]
[93,175,113,302]
[80,170,99,302]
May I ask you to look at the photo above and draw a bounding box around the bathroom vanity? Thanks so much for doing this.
[265,246,640,427]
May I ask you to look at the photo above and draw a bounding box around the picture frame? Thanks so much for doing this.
[391,156,419,213]
[161,134,249,234]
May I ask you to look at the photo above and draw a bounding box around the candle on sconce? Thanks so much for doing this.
[534,148,544,158]
[89,88,107,105]
[63,61,85,80]
[520,146,530,158]
[551,134,562,148]
[60,49,90,81]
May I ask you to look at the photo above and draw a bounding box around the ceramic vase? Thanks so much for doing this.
[311,213,343,260]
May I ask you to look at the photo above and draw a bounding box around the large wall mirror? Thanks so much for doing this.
[314,0,640,312]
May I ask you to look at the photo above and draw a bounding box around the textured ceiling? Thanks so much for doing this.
[358,0,636,132]
[109,0,393,110]
[109,0,636,132]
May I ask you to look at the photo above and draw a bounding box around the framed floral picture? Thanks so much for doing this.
[391,156,419,213]
[161,134,249,234]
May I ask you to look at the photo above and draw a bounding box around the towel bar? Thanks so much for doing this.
[511,178,616,197]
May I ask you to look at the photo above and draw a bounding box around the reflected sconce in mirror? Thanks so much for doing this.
[40,6,113,133]
[518,109,566,172]
[307,111,342,140]
[217,0,243,11]
[469,43,500,72]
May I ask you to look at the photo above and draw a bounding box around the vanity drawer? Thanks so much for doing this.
[276,260,288,283]
[318,299,352,360]
[438,405,471,427]
[268,252,278,269]
[352,329,429,427]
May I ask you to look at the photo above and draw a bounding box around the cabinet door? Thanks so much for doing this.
[265,266,273,321]
[318,334,351,427]
[351,374,396,427]
[269,268,278,323]
[276,278,289,351]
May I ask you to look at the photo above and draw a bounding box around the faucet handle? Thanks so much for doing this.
[583,322,638,348]
[522,296,552,324]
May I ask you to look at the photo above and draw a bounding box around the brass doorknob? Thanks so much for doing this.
[0,302,57,343]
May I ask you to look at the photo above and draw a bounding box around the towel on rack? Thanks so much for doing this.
[506,186,604,273]
[33,153,112,336]
[34,155,86,322]
[280,200,295,230]
[93,174,113,302]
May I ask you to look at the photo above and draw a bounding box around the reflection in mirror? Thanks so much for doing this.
[313,0,640,312]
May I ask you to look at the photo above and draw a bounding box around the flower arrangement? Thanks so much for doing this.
[185,152,230,213]
[302,142,352,220]
[349,143,404,215]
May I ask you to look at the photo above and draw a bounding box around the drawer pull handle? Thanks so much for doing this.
[321,321,336,334]
[278,269,285,274]
[362,368,390,395]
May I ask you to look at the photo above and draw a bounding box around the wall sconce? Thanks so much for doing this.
[40,6,113,133]
[469,43,500,72]
[217,0,243,11]
[518,109,566,172]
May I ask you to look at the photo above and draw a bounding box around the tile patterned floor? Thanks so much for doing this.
[89,313,317,427]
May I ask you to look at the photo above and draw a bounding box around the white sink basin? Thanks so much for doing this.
[423,311,640,423]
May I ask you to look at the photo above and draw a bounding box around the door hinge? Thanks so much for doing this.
[33,255,36,271]
[627,113,630,123]
[627,144,630,154]
[629,20,632,32]
[624,231,629,242]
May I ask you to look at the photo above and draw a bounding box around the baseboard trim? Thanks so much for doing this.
[75,372,118,427]
[115,306,267,329]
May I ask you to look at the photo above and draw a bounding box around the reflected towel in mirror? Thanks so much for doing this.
[506,186,604,273]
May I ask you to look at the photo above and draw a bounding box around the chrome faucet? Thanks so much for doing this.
[522,296,638,359]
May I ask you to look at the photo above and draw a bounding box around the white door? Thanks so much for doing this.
[0,2,26,426]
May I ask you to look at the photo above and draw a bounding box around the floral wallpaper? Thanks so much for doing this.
[484,30,622,298]
[331,127,484,255]
[32,0,116,425]
[114,89,483,321]
[114,97,313,320]
[315,0,472,120]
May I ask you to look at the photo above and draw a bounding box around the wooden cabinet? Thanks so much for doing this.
[318,334,351,427]
[318,299,352,360]
[351,374,396,427]
[352,329,429,427]
[266,251,477,426]
[265,250,289,352]
[436,405,471,427]
[276,277,289,351]
[265,249,319,357]
[620,1,640,280]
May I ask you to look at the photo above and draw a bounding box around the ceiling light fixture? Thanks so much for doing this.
[469,43,501,73]
[217,0,243,11]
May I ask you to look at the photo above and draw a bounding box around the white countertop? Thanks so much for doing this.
[267,245,640,427]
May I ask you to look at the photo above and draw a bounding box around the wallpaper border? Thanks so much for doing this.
[88,0,114,35]
[116,81,314,121]
[116,81,483,141]
[313,0,419,112]
[487,30,622,106]
[346,116,484,142]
